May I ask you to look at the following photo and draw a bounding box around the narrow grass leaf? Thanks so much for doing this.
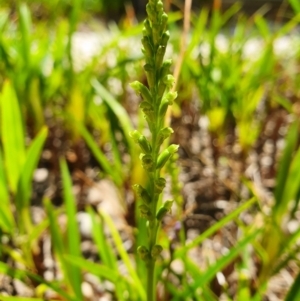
[191,229,261,290]
[44,198,74,297]
[0,297,44,301]
[101,211,146,300]
[285,271,300,301]
[274,121,299,208]
[277,147,300,218]
[60,158,83,300]
[91,78,135,157]
[18,3,31,65]
[0,150,14,233]
[0,81,26,193]
[289,0,300,13]
[285,272,300,301]
[16,126,48,210]
[175,197,257,257]
[64,255,120,283]
[87,207,117,270]
[77,122,123,186]
[0,261,75,301]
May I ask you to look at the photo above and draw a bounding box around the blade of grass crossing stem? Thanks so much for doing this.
[0,81,26,193]
[87,207,117,270]
[285,271,300,301]
[0,150,14,233]
[0,261,75,301]
[191,229,262,290]
[101,211,146,300]
[175,197,257,257]
[60,158,83,300]
[77,122,123,186]
[15,126,48,232]
[65,255,128,301]
[44,198,75,298]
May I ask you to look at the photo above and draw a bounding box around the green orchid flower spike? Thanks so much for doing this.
[130,1,179,300]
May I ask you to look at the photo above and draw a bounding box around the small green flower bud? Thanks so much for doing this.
[163,200,173,211]
[143,19,152,36]
[160,59,172,79]
[156,207,168,221]
[130,130,141,142]
[160,31,170,47]
[163,74,175,89]
[144,64,155,88]
[155,45,166,68]
[140,101,155,122]
[151,245,163,259]
[141,189,152,204]
[156,144,179,170]
[163,91,177,105]
[133,184,152,204]
[160,13,168,32]
[142,36,153,59]
[137,245,150,261]
[153,25,160,46]
[139,204,153,220]
[154,177,166,193]
[138,135,152,154]
[130,131,152,154]
[130,81,152,103]
[140,153,154,171]
[146,3,156,23]
[139,101,153,111]
[156,200,173,221]
[158,98,169,119]
[156,1,164,12]
[158,92,176,119]
[133,184,143,195]
[157,127,174,145]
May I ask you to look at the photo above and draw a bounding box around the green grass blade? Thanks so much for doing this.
[0,261,75,301]
[91,78,134,155]
[44,198,74,298]
[289,0,300,13]
[60,158,83,300]
[274,121,299,207]
[0,297,44,301]
[285,271,300,301]
[175,197,257,257]
[191,229,261,290]
[0,81,26,193]
[101,211,146,300]
[64,255,120,284]
[16,126,48,210]
[275,147,300,222]
[14,126,48,233]
[87,206,117,270]
[18,3,31,65]
[77,122,123,186]
[65,254,131,301]
[0,150,14,233]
